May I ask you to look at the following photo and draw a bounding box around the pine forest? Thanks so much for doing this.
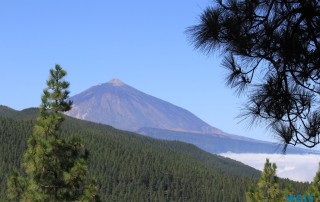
[0,106,309,201]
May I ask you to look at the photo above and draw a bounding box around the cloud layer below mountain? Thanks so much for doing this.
[220,153,320,182]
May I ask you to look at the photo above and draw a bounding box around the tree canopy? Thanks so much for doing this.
[187,0,320,149]
[246,159,284,202]
[1,106,309,201]
[308,163,320,200]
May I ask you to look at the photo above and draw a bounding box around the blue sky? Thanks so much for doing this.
[0,1,294,143]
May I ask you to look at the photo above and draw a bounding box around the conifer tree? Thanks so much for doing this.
[7,65,99,201]
[308,163,320,200]
[187,0,320,149]
[246,159,284,202]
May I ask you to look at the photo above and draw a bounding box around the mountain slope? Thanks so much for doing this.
[0,106,270,201]
[0,106,260,178]
[0,105,38,120]
[66,78,223,134]
[65,79,317,154]
[138,127,313,154]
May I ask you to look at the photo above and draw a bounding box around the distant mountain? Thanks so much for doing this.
[0,105,38,120]
[138,127,315,154]
[66,78,223,134]
[66,79,318,154]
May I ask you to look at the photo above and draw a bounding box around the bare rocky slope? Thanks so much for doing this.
[66,78,223,134]
[66,79,317,154]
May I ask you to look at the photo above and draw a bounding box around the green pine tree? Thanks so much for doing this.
[246,159,284,202]
[7,65,99,201]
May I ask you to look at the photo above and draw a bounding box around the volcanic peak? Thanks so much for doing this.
[109,78,125,86]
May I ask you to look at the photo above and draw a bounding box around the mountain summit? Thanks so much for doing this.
[66,79,223,134]
[65,79,316,154]
[109,78,125,86]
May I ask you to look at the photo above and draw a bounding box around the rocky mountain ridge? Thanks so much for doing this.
[66,78,224,134]
[65,78,318,154]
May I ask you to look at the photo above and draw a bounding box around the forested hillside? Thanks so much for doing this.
[0,106,308,201]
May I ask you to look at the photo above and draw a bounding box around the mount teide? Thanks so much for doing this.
[66,78,223,134]
[66,78,314,154]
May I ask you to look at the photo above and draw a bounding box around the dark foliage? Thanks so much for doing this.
[187,0,320,149]
[0,106,309,201]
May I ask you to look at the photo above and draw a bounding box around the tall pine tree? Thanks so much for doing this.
[7,65,99,201]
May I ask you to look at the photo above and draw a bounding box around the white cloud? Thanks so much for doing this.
[220,153,320,182]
